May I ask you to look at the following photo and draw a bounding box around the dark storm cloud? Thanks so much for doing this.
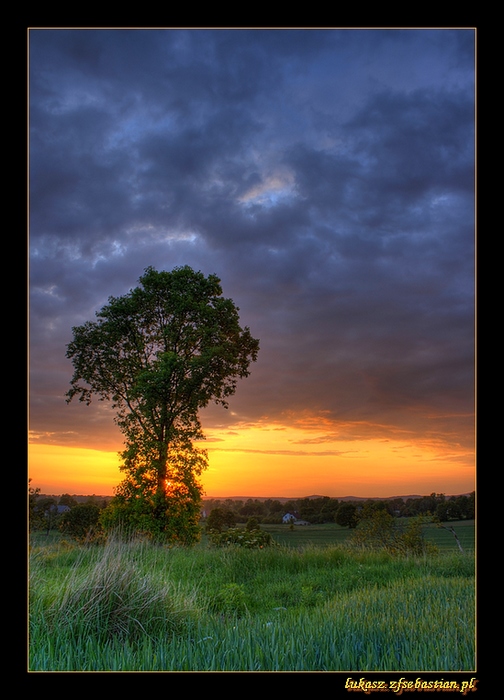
[29,28,475,456]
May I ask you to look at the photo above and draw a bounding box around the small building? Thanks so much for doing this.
[44,504,71,516]
[282,512,310,525]
[55,505,71,514]
[282,512,296,524]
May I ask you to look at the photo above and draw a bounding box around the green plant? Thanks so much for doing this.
[208,527,275,548]
[205,507,236,533]
[100,484,203,546]
[66,266,259,545]
[30,536,199,647]
[394,516,438,556]
[245,517,260,531]
[211,583,247,616]
[29,537,475,672]
[335,502,359,528]
[59,503,104,544]
[350,512,438,556]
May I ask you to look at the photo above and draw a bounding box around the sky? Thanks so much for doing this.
[28,28,476,499]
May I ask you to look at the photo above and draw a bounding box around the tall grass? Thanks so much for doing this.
[30,536,201,647]
[29,536,475,671]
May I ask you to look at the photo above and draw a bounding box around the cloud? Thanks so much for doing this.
[29,29,475,468]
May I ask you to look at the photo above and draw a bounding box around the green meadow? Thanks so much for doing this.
[29,520,475,672]
[260,519,475,551]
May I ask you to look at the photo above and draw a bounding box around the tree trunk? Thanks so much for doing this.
[156,441,169,496]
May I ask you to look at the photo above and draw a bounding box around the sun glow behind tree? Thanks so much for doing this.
[27,411,474,499]
[29,30,475,504]
[64,266,259,541]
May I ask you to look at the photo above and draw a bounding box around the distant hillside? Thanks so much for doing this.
[36,492,472,503]
[35,494,114,504]
[202,493,471,503]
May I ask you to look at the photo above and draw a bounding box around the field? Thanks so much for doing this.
[261,519,475,552]
[29,520,475,672]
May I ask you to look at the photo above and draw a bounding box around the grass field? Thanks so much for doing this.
[260,519,475,552]
[29,523,476,672]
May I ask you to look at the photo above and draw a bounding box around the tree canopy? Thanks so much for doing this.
[66,266,259,542]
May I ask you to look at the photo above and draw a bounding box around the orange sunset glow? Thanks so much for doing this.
[29,415,474,498]
[29,29,475,506]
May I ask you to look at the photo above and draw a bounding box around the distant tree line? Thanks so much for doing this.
[29,483,109,539]
[203,492,475,528]
[29,481,474,543]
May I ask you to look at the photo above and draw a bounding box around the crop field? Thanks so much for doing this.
[261,520,475,552]
[29,527,475,672]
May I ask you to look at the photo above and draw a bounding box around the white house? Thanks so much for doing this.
[282,513,296,524]
[282,512,310,525]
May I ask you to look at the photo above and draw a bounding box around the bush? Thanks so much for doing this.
[99,493,202,545]
[335,502,359,528]
[208,526,275,548]
[205,507,236,533]
[210,583,247,615]
[36,537,197,643]
[60,503,103,543]
[350,513,438,556]
[245,517,259,531]
[393,516,438,556]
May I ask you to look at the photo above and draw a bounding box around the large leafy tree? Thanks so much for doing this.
[66,266,259,542]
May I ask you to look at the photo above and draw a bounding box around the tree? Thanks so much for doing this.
[33,497,59,535]
[351,511,437,556]
[59,494,78,508]
[60,503,102,543]
[29,480,43,531]
[335,502,359,529]
[206,507,236,533]
[102,433,208,544]
[245,516,260,531]
[66,266,259,543]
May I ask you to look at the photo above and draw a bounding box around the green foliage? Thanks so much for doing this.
[351,512,438,556]
[245,516,259,531]
[29,537,475,671]
[208,527,275,548]
[297,496,340,524]
[351,509,395,549]
[30,537,199,649]
[101,435,206,545]
[66,266,259,544]
[239,499,266,518]
[100,492,202,546]
[59,494,78,508]
[60,503,103,544]
[210,583,247,616]
[435,494,474,522]
[393,516,439,556]
[206,507,236,533]
[335,502,359,528]
[29,481,44,531]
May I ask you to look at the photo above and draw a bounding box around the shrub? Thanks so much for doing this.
[60,503,103,543]
[99,493,202,545]
[245,517,259,531]
[350,513,438,556]
[208,526,275,548]
[393,516,439,556]
[350,510,396,549]
[38,537,197,642]
[210,583,247,615]
[335,502,359,528]
[205,507,236,533]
